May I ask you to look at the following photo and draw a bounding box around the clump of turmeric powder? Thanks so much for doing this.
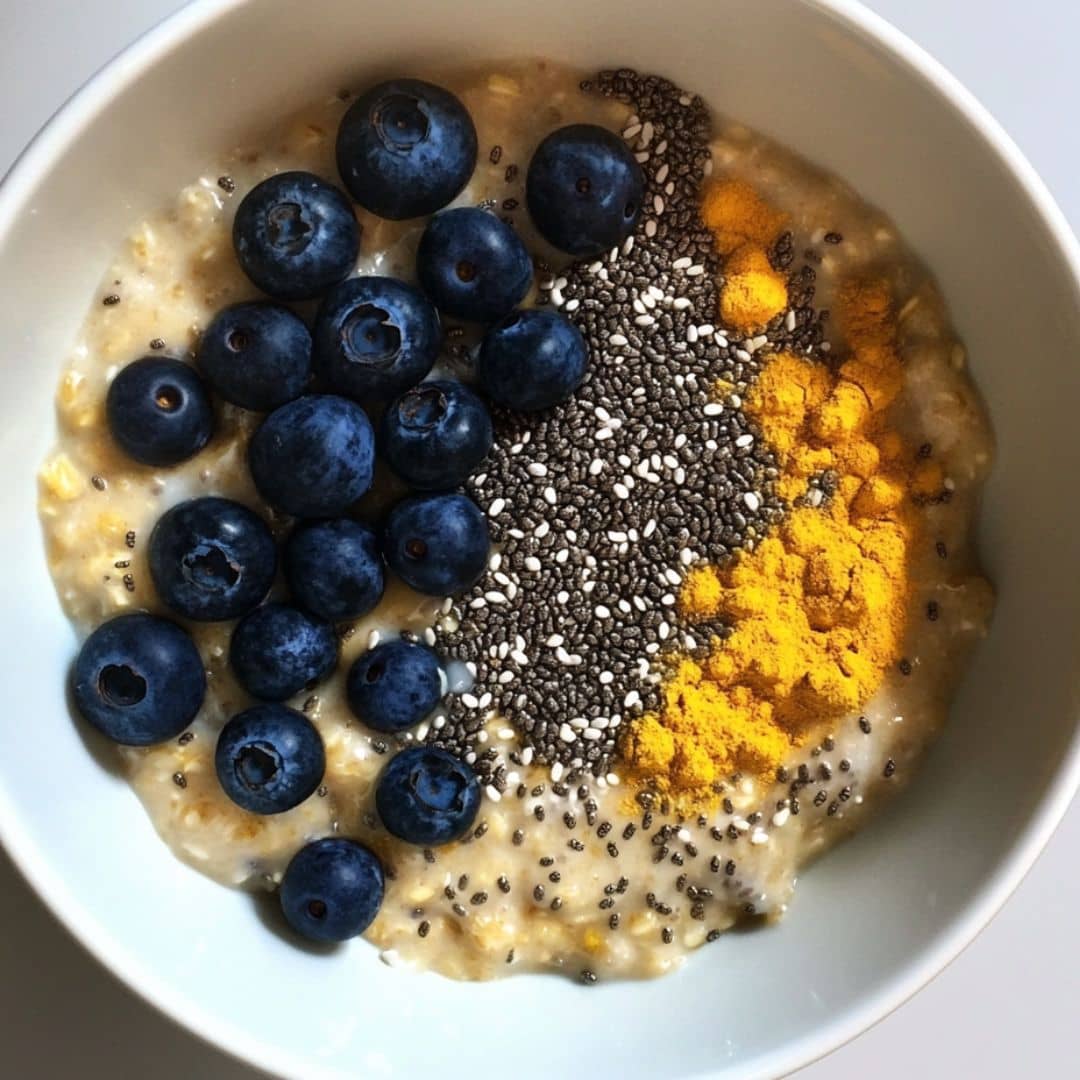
[621,274,931,806]
[719,246,789,334]
[702,177,788,255]
[701,176,789,334]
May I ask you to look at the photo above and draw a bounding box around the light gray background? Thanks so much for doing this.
[2,1,1076,1076]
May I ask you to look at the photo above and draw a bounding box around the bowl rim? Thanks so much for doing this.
[3,0,1080,1076]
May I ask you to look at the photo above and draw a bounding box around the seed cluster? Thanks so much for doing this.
[425,70,830,789]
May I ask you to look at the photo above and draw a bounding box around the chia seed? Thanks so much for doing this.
[428,69,783,784]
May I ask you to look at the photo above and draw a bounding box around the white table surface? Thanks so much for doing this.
[3,1,1077,1076]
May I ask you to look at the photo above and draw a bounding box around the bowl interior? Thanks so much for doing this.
[2,0,1079,1076]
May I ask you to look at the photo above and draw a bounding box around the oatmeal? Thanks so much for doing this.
[39,61,993,981]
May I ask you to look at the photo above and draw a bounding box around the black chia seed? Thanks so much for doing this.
[428,69,805,785]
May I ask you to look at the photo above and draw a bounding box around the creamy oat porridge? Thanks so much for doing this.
[39,61,993,982]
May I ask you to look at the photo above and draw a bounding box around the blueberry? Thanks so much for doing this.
[383,493,488,596]
[149,496,276,621]
[336,79,477,220]
[376,746,480,846]
[346,640,443,733]
[280,837,384,942]
[105,357,213,467]
[477,309,588,412]
[71,613,205,746]
[416,207,532,323]
[232,171,359,301]
[526,124,644,257]
[285,516,386,622]
[380,380,492,491]
[248,395,375,518]
[229,603,337,702]
[197,301,312,411]
[283,518,384,622]
[215,703,324,815]
[313,276,440,403]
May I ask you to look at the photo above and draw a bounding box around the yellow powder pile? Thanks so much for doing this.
[620,277,932,805]
[701,177,789,334]
[701,177,788,255]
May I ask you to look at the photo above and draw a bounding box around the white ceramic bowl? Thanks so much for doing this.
[3,0,1080,1076]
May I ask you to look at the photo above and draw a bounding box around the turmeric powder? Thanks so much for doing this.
[701,177,788,255]
[621,274,932,805]
[719,246,788,334]
[701,176,789,334]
